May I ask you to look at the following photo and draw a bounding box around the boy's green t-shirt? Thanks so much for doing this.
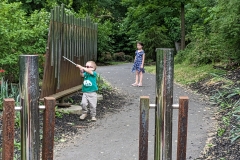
[82,71,98,92]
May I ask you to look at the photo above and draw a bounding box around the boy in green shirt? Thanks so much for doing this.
[76,61,98,121]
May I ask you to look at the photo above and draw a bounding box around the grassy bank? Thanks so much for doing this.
[145,62,227,85]
[145,61,240,159]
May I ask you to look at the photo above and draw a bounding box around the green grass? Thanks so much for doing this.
[145,61,227,85]
[144,65,156,74]
[108,61,127,65]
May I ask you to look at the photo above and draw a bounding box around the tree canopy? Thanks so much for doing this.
[0,0,239,81]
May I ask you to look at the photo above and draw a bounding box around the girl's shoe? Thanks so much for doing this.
[91,117,97,121]
[80,114,87,120]
[138,83,142,87]
[132,83,138,86]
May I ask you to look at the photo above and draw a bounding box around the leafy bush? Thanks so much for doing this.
[98,52,113,62]
[0,69,5,79]
[124,55,133,62]
[0,1,49,82]
[96,74,111,94]
[176,0,240,65]
[113,52,125,61]
[97,20,114,60]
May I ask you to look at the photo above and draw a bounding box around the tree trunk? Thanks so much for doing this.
[181,2,185,50]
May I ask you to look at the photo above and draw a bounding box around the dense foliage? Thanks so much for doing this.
[0,0,239,81]
[175,0,240,65]
[0,1,49,82]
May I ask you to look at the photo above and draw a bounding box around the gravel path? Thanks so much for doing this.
[54,63,216,160]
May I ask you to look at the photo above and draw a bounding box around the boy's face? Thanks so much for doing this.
[85,62,95,70]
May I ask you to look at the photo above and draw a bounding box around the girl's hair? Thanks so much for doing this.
[137,41,144,47]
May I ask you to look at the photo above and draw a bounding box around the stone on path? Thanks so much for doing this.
[57,105,82,115]
[56,94,103,115]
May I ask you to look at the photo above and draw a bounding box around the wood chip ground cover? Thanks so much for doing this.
[0,88,128,159]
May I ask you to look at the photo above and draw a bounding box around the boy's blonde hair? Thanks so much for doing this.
[88,61,97,70]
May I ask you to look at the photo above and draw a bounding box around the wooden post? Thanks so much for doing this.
[2,98,15,160]
[42,97,56,160]
[139,96,150,160]
[177,96,189,160]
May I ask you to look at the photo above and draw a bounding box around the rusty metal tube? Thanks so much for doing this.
[154,48,174,160]
[2,98,15,160]
[42,97,56,160]
[139,96,150,160]
[19,55,40,160]
[177,96,189,160]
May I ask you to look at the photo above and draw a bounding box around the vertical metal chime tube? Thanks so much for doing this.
[94,23,98,60]
[154,48,174,160]
[139,96,150,160]
[50,9,54,66]
[19,55,40,160]
[154,49,164,160]
[164,48,174,160]
[83,18,86,63]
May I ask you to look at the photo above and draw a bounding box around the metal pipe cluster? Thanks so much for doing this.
[41,4,97,98]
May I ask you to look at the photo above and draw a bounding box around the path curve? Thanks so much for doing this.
[54,63,215,160]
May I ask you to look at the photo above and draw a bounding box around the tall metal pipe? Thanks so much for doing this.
[154,48,174,160]
[139,96,150,160]
[177,96,189,160]
[19,55,40,160]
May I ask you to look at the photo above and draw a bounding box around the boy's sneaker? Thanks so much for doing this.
[80,114,87,120]
[91,117,97,121]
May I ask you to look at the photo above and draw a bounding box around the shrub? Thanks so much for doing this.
[0,2,49,82]
[113,52,125,61]
[98,52,113,62]
[97,20,114,58]
[124,55,133,62]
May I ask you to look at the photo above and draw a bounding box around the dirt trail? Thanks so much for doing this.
[54,63,215,160]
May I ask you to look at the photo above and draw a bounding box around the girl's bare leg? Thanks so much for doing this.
[138,71,143,86]
[132,71,139,86]
[135,71,139,84]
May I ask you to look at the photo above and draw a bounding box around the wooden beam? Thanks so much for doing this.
[40,85,82,101]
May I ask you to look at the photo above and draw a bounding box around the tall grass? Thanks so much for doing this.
[145,62,226,85]
[0,78,19,110]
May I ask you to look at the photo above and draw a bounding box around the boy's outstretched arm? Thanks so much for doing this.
[76,65,94,75]
[79,69,84,77]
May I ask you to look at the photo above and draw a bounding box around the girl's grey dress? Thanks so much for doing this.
[132,50,145,73]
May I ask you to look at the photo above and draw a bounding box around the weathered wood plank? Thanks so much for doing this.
[40,85,82,101]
